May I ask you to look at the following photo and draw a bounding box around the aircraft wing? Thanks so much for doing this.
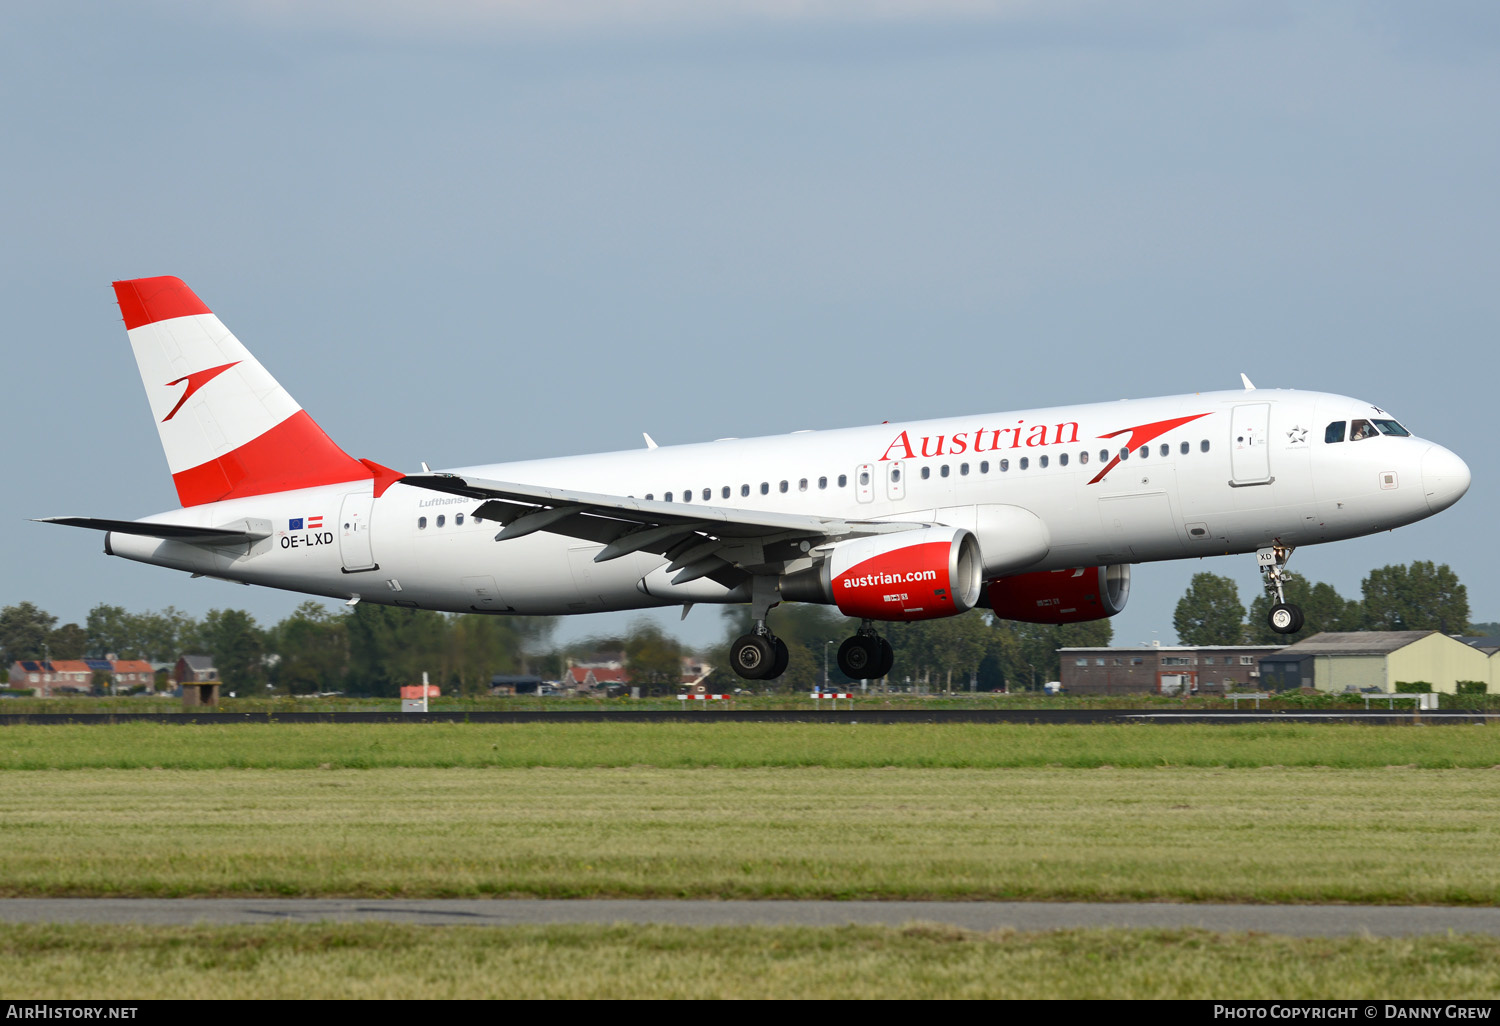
[35,516,272,547]
[400,472,924,584]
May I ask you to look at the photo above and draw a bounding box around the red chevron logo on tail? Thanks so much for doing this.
[162,361,240,423]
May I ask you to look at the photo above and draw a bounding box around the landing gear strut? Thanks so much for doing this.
[730,576,790,680]
[836,621,894,681]
[1258,542,1304,635]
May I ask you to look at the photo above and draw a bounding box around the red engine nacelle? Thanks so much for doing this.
[780,526,983,621]
[986,565,1130,624]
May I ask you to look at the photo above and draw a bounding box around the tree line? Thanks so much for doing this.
[6,559,1465,695]
[0,596,1112,696]
[0,600,557,696]
[1173,561,1480,646]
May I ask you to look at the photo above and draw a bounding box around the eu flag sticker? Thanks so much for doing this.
[289,518,305,531]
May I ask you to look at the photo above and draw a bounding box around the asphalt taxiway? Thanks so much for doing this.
[2,900,1497,936]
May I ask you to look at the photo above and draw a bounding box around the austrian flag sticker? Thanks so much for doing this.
[288,516,323,531]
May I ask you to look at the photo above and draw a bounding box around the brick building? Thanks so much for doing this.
[7,658,159,696]
[1057,643,1285,695]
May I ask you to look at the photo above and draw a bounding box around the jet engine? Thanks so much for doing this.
[985,565,1130,624]
[780,526,983,621]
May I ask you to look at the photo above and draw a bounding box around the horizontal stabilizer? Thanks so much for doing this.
[35,517,270,546]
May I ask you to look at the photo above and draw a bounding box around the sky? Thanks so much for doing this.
[3,0,1497,653]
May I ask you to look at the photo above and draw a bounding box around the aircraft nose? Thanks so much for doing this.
[1421,444,1471,514]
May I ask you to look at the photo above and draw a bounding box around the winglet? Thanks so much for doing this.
[643,433,659,450]
[1240,373,1256,391]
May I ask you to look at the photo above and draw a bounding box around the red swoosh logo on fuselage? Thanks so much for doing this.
[162,361,240,422]
[1087,412,1212,485]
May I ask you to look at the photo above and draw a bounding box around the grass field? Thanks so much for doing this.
[3,720,1497,997]
[1,721,1497,769]
[1,766,1497,902]
[3,923,1499,999]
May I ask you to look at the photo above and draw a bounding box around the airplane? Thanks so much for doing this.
[39,276,1472,681]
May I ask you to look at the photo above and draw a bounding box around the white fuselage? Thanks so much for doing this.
[106,388,1469,617]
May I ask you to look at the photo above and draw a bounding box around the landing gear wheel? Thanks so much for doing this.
[837,636,880,679]
[768,637,789,680]
[731,634,776,679]
[872,638,894,680]
[1268,603,1304,635]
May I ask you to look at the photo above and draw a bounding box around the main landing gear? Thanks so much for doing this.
[730,576,790,681]
[727,580,896,683]
[1258,542,1304,635]
[729,630,789,681]
[837,622,893,681]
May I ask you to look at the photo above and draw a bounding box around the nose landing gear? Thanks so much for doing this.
[1259,543,1305,635]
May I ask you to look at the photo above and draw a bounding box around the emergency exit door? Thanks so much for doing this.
[338,491,378,572]
[1229,403,1272,485]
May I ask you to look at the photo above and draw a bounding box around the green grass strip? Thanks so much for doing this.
[0,923,1497,999]
[2,767,1498,903]
[1,722,1498,769]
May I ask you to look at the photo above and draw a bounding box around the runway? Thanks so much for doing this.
[2,899,1497,936]
[0,710,1494,725]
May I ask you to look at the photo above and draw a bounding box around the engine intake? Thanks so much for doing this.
[780,526,983,621]
[985,565,1130,624]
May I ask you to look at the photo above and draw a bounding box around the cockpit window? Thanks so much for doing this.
[1373,419,1410,437]
[1325,421,1346,444]
[1350,419,1377,441]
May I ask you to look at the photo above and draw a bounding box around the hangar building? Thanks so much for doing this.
[1256,631,1494,694]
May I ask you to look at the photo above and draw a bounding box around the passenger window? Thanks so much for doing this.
[980,461,989,473]
[1180,441,1190,455]
[645,494,653,501]
[722,486,730,499]
[682,490,691,503]
[921,467,931,480]
[455,513,464,526]
[1100,449,1109,463]
[1079,451,1088,465]
[418,516,427,529]
[1000,459,1009,471]
[940,465,950,478]
[1350,419,1377,441]
[1039,455,1048,468]
[1200,440,1210,452]
[436,515,445,528]
[1325,421,1346,443]
[741,485,749,497]
[1119,447,1130,460]
[818,476,827,489]
[760,483,769,495]
[858,471,870,486]
[837,475,847,488]
[1059,453,1068,467]
[1374,419,1410,437]
[799,478,808,492]
[1160,444,1169,457]
[1019,457,1029,470]
[665,492,674,502]
[960,463,969,475]
[1138,447,1147,459]
[779,480,789,493]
